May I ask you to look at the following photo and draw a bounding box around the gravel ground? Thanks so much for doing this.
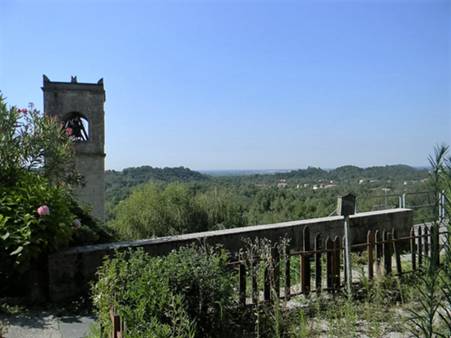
[0,312,95,338]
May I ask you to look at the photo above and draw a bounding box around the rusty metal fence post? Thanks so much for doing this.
[301,226,311,295]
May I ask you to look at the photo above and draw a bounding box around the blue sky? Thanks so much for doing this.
[1,0,450,170]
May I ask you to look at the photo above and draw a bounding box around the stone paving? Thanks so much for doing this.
[0,312,95,338]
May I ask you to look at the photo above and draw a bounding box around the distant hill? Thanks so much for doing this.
[104,164,429,219]
[200,169,292,176]
[211,164,429,184]
[273,164,428,182]
[105,166,209,207]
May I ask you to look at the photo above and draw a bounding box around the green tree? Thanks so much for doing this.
[0,94,110,294]
[110,182,208,239]
[195,187,247,229]
[0,95,75,289]
[0,98,78,187]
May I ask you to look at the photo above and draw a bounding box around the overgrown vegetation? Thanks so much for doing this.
[91,145,450,338]
[91,239,450,337]
[107,165,433,240]
[0,95,111,296]
[92,246,234,337]
[406,145,451,338]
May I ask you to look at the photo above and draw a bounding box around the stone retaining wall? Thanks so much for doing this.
[48,208,413,302]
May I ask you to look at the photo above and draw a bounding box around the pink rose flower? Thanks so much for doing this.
[37,205,50,217]
[73,219,81,229]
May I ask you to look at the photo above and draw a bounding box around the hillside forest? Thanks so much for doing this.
[105,164,434,240]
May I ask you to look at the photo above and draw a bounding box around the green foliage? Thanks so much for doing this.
[0,97,78,186]
[106,160,433,240]
[194,187,247,229]
[0,94,112,294]
[69,200,114,247]
[439,231,451,335]
[0,94,79,289]
[324,298,358,337]
[110,182,208,238]
[92,246,234,337]
[407,262,445,338]
[0,172,73,270]
[105,166,208,218]
[406,144,451,338]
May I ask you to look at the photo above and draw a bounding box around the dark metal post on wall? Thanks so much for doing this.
[432,190,445,268]
[337,193,356,298]
[439,190,445,223]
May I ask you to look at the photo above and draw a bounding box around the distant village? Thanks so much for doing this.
[273,177,429,190]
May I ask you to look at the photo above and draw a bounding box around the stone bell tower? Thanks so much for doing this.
[42,75,105,221]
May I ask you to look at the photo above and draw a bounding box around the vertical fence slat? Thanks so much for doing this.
[431,223,440,268]
[387,231,393,275]
[375,230,382,276]
[301,226,311,295]
[424,226,429,258]
[383,230,392,275]
[326,237,333,292]
[252,257,258,305]
[333,236,340,290]
[113,314,121,338]
[285,253,291,300]
[342,237,347,285]
[239,260,246,306]
[410,227,416,271]
[273,248,280,299]
[392,229,402,276]
[330,239,337,292]
[264,263,270,302]
[367,230,374,280]
[110,307,122,338]
[418,226,423,268]
[315,234,322,293]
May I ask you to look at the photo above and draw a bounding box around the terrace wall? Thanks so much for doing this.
[48,208,412,302]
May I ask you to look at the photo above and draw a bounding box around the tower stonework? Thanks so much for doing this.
[42,75,106,221]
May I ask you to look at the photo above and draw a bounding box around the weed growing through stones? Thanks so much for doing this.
[407,259,444,338]
[406,145,451,338]
[240,237,291,338]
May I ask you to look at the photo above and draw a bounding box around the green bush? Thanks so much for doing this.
[0,94,112,294]
[0,172,73,269]
[69,200,114,247]
[92,245,235,337]
[110,182,209,239]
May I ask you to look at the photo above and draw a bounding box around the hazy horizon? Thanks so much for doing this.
[108,163,430,173]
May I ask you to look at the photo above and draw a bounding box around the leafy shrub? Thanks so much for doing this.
[92,245,235,337]
[406,145,451,338]
[69,200,114,247]
[110,182,209,239]
[0,94,112,294]
[0,172,73,269]
[0,98,78,186]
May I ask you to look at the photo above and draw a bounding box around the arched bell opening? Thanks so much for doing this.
[63,112,89,142]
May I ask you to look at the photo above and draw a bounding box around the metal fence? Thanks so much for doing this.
[357,190,447,224]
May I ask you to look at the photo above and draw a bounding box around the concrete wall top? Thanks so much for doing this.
[56,208,410,256]
[48,208,413,302]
